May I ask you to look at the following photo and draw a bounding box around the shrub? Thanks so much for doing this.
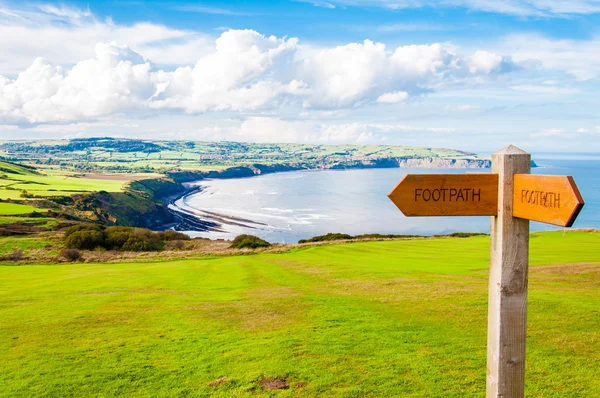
[60,249,82,262]
[63,224,104,238]
[65,230,105,250]
[121,229,164,252]
[4,249,24,262]
[159,230,190,241]
[104,227,134,250]
[230,234,271,249]
[62,225,189,252]
[433,232,488,238]
[165,240,186,251]
[298,233,353,244]
[445,232,488,238]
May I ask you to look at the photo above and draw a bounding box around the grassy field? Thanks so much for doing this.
[0,202,45,215]
[0,159,161,229]
[1,231,599,397]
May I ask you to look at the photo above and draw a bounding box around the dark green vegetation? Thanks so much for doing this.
[298,232,429,243]
[63,224,190,252]
[1,231,598,396]
[230,234,272,249]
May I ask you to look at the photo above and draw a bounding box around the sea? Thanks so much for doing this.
[180,154,600,243]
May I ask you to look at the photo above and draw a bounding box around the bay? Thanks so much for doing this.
[179,155,600,243]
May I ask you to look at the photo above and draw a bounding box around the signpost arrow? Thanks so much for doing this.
[387,174,498,216]
[387,145,585,398]
[513,174,584,227]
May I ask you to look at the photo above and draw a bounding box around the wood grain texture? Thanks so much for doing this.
[487,145,531,398]
[513,174,584,227]
[387,174,498,216]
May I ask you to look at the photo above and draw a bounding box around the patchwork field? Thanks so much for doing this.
[0,163,150,200]
[1,231,598,397]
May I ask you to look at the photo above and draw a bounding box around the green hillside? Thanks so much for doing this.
[0,160,37,175]
[1,231,598,396]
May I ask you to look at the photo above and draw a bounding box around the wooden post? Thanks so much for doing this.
[487,145,531,397]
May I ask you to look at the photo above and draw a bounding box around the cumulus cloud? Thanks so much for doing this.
[0,24,517,123]
[0,43,156,122]
[0,4,211,75]
[150,30,300,112]
[297,41,510,108]
[468,50,514,74]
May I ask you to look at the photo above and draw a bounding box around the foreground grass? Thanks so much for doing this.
[0,231,599,397]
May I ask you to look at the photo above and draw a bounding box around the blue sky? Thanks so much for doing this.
[1,0,600,152]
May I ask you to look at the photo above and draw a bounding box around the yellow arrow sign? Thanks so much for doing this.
[513,174,584,227]
[387,174,499,216]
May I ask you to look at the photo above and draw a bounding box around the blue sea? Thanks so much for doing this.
[180,154,600,243]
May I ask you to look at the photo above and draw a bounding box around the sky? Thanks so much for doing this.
[1,1,600,152]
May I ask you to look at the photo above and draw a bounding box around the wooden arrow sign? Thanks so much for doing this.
[513,174,584,227]
[386,146,586,397]
[387,174,499,216]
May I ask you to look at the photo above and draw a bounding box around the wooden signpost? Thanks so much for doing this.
[387,145,585,398]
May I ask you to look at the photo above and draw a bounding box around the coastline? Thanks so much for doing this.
[162,165,493,237]
[147,156,502,234]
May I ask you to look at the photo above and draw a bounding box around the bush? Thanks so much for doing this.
[63,224,104,238]
[230,234,271,249]
[433,232,488,238]
[159,230,190,241]
[104,227,134,249]
[3,249,24,262]
[60,249,82,262]
[165,240,186,250]
[62,225,188,252]
[298,233,353,244]
[121,229,164,252]
[65,230,105,250]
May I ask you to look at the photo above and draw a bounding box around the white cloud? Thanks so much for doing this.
[468,50,514,74]
[377,91,409,103]
[297,41,507,108]
[0,27,517,123]
[207,117,457,143]
[320,0,600,16]
[0,43,156,122]
[530,127,599,138]
[510,84,579,95]
[501,34,600,80]
[0,4,211,75]
[170,5,264,16]
[295,0,336,9]
[150,30,300,112]
[37,4,92,22]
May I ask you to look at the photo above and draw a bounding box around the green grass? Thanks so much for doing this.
[0,202,43,215]
[0,216,56,227]
[0,231,598,397]
[5,174,126,195]
[0,161,36,175]
[0,235,55,254]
